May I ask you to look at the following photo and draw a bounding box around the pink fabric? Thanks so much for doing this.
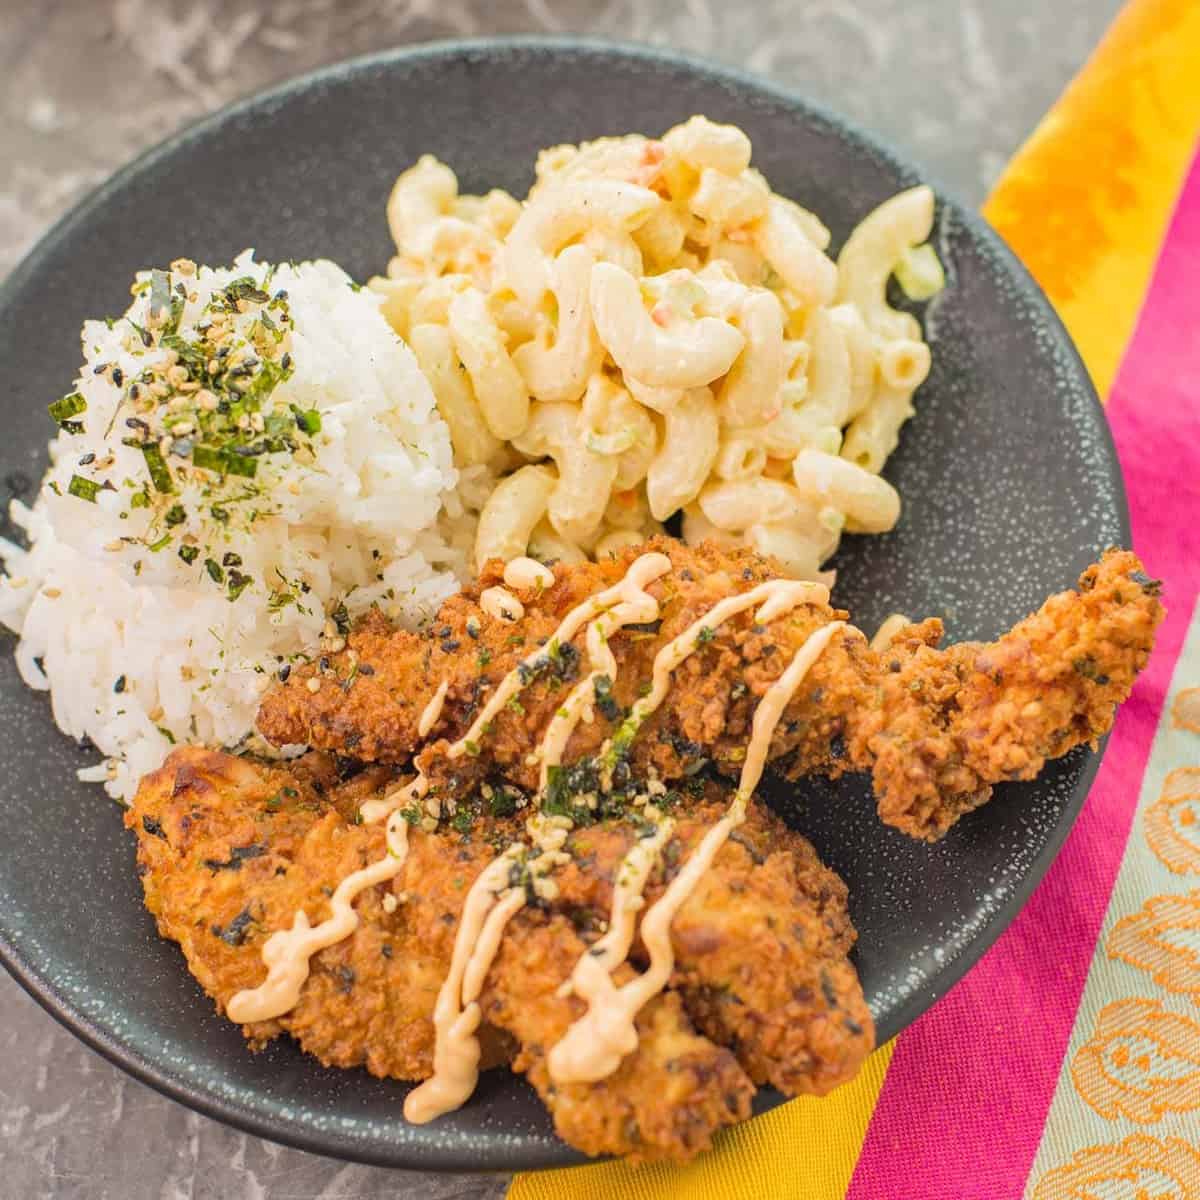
[847,148,1200,1200]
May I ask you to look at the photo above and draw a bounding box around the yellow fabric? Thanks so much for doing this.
[983,0,1200,398]
[510,1044,894,1200]
[510,3,1200,1197]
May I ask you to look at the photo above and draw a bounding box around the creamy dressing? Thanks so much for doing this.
[226,809,410,1024]
[418,679,450,738]
[236,551,842,1118]
[449,551,673,764]
[503,556,555,590]
[603,576,829,757]
[547,620,844,1085]
[403,846,526,1124]
[480,586,525,623]
[536,553,671,790]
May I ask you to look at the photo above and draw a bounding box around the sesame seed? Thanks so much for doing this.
[41,586,61,599]
[305,677,321,693]
[382,894,398,914]
[170,258,196,276]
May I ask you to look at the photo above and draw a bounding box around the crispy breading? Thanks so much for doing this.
[483,914,754,1162]
[546,804,873,1097]
[256,539,1162,840]
[132,749,888,1161]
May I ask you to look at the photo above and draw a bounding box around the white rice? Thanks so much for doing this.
[0,251,471,800]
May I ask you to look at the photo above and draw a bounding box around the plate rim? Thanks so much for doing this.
[0,33,1130,1173]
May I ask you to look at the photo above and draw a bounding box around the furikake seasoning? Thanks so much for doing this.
[48,262,323,603]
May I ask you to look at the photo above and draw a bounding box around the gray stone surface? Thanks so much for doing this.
[0,0,1121,1196]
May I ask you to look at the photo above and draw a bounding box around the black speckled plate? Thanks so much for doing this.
[0,38,1126,1172]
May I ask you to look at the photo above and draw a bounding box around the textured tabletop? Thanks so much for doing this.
[0,1,1121,1196]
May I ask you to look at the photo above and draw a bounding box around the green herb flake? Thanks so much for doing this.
[291,406,322,435]
[49,392,87,427]
[67,474,101,503]
[141,443,174,493]
[178,544,200,565]
[204,558,225,584]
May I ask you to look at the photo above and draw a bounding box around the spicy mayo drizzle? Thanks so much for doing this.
[418,679,450,738]
[226,809,410,1023]
[234,551,842,1118]
[536,552,671,789]
[404,846,527,1123]
[547,611,844,1085]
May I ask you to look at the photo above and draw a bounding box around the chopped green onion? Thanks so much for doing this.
[178,545,199,565]
[147,532,172,552]
[894,243,945,301]
[204,558,225,584]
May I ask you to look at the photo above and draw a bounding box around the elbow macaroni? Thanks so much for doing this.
[377,120,942,579]
[646,387,720,521]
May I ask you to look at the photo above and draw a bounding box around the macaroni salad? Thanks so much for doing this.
[369,117,944,581]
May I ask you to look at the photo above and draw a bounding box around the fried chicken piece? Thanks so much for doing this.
[483,914,753,1161]
[127,748,452,1080]
[256,538,1162,840]
[547,803,874,1097]
[132,748,846,1161]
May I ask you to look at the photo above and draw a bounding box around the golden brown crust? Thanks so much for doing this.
[256,539,1163,841]
[130,749,882,1161]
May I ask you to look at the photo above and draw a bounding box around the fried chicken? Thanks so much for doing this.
[127,747,868,1161]
[256,538,1162,841]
